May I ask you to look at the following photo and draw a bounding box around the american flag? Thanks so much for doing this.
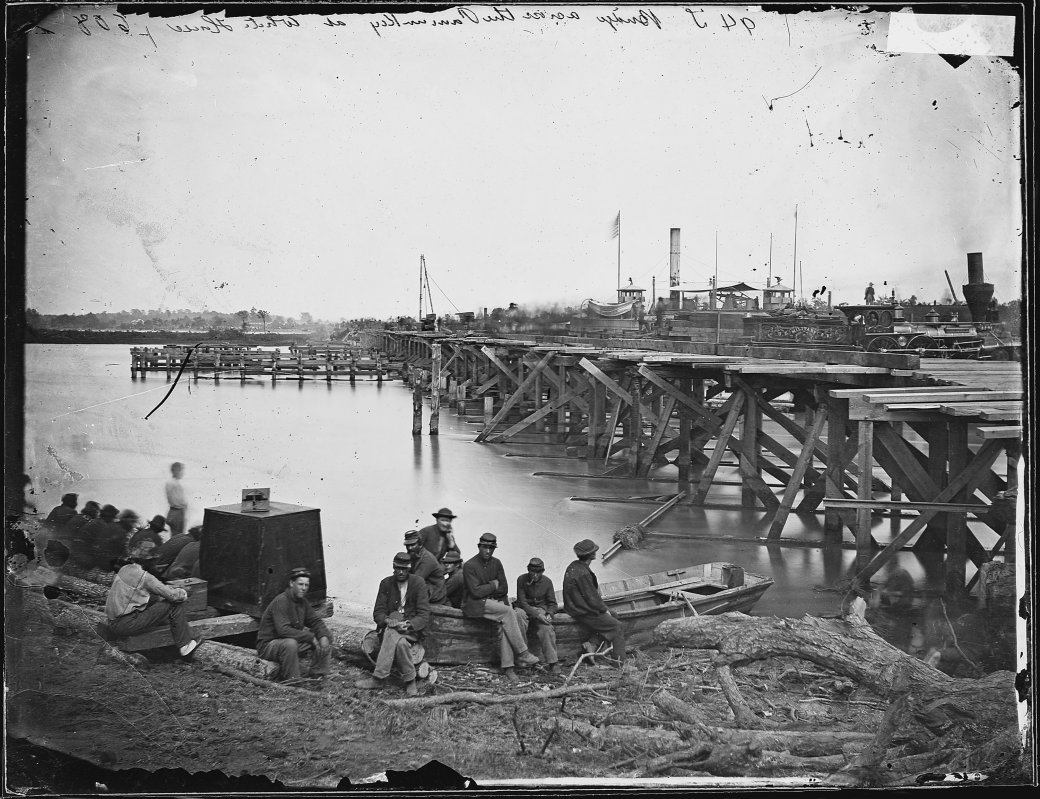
[611,211,620,240]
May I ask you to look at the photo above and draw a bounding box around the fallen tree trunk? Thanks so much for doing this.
[651,612,1017,737]
[550,718,683,754]
[383,681,611,709]
[653,691,877,756]
[48,599,278,680]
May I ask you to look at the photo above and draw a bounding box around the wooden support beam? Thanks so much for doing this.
[690,392,746,504]
[824,397,851,541]
[640,395,677,477]
[578,358,632,404]
[855,421,875,572]
[475,350,556,443]
[676,377,693,488]
[854,439,1004,585]
[637,365,723,432]
[740,382,762,508]
[485,386,583,443]
[480,346,519,387]
[767,407,828,539]
[628,374,643,474]
[588,379,606,460]
[473,373,500,396]
[946,421,969,594]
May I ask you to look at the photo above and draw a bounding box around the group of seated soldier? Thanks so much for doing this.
[354,508,629,695]
[39,492,201,580]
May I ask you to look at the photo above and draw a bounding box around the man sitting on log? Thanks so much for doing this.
[563,539,627,669]
[75,504,127,571]
[356,552,431,696]
[515,557,562,675]
[418,507,461,562]
[105,542,203,661]
[44,493,79,528]
[441,551,464,608]
[256,567,332,683]
[404,529,447,605]
[151,524,197,580]
[462,532,540,682]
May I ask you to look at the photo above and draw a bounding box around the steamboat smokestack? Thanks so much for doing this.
[961,252,993,323]
[669,228,680,307]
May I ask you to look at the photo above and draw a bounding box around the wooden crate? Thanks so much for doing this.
[167,578,208,613]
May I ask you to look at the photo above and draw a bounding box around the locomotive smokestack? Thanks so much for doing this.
[961,252,993,323]
[669,228,680,307]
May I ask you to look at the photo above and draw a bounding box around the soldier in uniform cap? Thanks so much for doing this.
[563,539,627,668]
[441,550,464,608]
[404,529,447,604]
[356,552,431,696]
[462,533,540,681]
[256,567,332,682]
[515,557,561,674]
[418,507,461,562]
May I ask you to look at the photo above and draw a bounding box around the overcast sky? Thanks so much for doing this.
[25,4,1023,320]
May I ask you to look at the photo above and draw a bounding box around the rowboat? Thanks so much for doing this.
[422,562,773,665]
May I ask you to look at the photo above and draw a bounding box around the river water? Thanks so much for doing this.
[24,344,978,616]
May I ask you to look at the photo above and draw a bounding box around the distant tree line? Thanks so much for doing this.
[25,308,334,335]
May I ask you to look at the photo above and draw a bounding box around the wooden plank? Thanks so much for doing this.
[825,498,990,514]
[977,426,1023,439]
[939,401,1022,416]
[118,613,259,652]
[978,408,1024,422]
[864,390,1022,404]
[829,386,973,399]
[767,407,828,539]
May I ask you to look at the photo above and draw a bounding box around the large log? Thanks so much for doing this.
[653,691,877,757]
[651,612,1017,738]
[47,599,278,679]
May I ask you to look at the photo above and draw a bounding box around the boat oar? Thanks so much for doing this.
[603,491,687,562]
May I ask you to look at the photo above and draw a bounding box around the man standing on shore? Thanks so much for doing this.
[418,507,461,562]
[462,532,539,681]
[563,539,627,669]
[165,462,188,535]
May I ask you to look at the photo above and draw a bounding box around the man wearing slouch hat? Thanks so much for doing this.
[418,507,461,562]
[563,539,627,668]
[356,552,431,696]
[462,532,540,682]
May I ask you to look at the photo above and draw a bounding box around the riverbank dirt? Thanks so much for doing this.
[6,581,1028,791]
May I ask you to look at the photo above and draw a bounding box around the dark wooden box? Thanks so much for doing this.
[200,502,327,618]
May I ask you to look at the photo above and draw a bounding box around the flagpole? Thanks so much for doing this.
[616,211,621,298]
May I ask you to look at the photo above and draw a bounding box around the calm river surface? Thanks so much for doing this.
[24,344,966,616]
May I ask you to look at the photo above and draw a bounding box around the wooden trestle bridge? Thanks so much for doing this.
[362,330,1025,598]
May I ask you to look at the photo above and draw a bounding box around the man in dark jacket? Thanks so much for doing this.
[356,552,431,696]
[417,507,461,562]
[256,567,332,682]
[516,557,561,674]
[151,525,196,579]
[462,533,539,681]
[44,493,78,528]
[563,539,626,667]
[404,529,447,604]
[74,504,127,571]
[441,551,464,608]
